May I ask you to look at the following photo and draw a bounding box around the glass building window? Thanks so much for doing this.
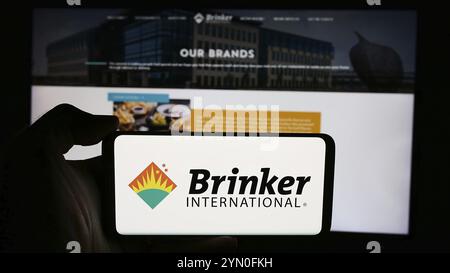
[125,43,140,56]
[141,22,157,35]
[124,25,140,42]
[141,40,155,52]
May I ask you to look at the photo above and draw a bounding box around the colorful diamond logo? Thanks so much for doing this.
[129,162,177,209]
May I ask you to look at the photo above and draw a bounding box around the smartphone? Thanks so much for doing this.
[103,133,334,236]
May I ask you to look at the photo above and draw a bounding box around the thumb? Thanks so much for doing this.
[29,104,118,154]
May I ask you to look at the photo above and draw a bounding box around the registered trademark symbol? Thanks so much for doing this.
[303,202,307,207]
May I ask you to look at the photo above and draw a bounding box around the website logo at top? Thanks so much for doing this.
[129,162,177,209]
[194,13,233,24]
[194,13,205,24]
[66,0,81,6]
[366,0,381,6]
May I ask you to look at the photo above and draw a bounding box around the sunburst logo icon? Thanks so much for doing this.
[129,162,177,209]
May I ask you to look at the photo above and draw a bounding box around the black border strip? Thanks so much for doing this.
[28,0,418,9]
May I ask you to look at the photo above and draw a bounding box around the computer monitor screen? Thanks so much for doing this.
[31,8,416,235]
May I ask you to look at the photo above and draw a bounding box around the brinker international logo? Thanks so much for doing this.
[193,12,233,24]
[129,162,177,209]
[194,13,205,24]
[130,164,311,209]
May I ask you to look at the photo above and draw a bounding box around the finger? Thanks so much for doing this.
[73,155,120,239]
[28,104,118,154]
[74,156,103,182]
[68,156,111,193]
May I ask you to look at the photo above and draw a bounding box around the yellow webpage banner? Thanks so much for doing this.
[190,110,321,133]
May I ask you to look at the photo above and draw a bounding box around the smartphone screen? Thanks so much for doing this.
[111,134,334,235]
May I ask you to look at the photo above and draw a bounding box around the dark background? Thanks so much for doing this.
[1,0,449,253]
